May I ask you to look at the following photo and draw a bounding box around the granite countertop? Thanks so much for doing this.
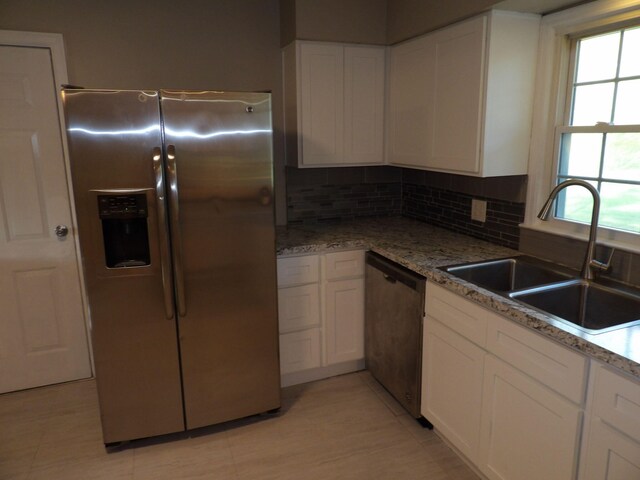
[276,217,640,379]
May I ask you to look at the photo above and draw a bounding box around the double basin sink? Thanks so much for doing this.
[442,256,640,334]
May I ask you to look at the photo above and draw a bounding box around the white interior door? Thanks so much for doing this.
[0,33,91,393]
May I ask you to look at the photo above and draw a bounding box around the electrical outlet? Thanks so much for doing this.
[471,199,487,223]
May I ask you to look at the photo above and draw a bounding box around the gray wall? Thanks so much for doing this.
[0,0,288,224]
[283,0,387,46]
[280,0,297,47]
[386,0,501,44]
[0,0,563,227]
[280,0,505,46]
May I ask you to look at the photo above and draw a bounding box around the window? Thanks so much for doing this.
[554,25,640,234]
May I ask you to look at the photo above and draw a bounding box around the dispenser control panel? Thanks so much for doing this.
[97,193,150,268]
[98,194,147,218]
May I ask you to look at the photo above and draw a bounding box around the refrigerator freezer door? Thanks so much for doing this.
[63,90,184,443]
[161,90,280,429]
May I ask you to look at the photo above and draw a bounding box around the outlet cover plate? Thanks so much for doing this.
[471,199,487,223]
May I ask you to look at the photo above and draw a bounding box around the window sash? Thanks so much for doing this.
[523,1,640,253]
[554,28,640,232]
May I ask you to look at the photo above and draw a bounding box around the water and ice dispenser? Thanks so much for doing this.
[98,194,151,268]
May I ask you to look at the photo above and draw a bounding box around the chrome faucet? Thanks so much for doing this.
[537,179,613,280]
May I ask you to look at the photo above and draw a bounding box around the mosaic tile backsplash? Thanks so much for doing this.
[286,182,402,224]
[402,183,525,249]
[286,166,526,249]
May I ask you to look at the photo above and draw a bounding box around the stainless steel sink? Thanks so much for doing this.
[443,256,572,292]
[510,280,640,334]
[441,255,640,334]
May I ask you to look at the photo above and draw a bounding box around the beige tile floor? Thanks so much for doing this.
[0,371,480,480]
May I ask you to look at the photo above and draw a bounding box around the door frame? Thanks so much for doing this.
[0,29,94,374]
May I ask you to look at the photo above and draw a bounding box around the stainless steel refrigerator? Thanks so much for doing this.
[62,89,280,445]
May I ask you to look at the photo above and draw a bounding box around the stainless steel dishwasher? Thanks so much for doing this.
[365,252,428,421]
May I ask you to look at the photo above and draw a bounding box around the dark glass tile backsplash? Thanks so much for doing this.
[402,183,525,249]
[286,166,526,249]
[287,182,402,224]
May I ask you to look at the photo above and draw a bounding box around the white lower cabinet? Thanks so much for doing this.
[579,362,640,480]
[422,317,485,463]
[325,278,364,365]
[279,329,321,375]
[277,263,321,376]
[277,283,320,333]
[479,355,582,480]
[581,418,640,480]
[277,249,365,386]
[423,283,586,480]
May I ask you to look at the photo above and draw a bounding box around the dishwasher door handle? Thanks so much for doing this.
[383,273,397,284]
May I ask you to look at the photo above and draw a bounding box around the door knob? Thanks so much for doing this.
[54,225,69,238]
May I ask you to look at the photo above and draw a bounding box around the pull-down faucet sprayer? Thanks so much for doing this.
[537,179,614,280]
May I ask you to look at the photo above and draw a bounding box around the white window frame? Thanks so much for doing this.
[524,0,640,253]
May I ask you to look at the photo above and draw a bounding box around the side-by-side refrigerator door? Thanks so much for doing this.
[161,90,280,429]
[62,89,184,444]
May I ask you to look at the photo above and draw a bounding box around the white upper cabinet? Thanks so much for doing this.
[283,41,385,167]
[344,47,385,165]
[429,17,485,173]
[387,11,540,177]
[299,43,344,166]
[386,34,434,167]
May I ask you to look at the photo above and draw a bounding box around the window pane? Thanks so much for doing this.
[613,79,640,125]
[560,26,640,237]
[559,133,603,177]
[576,31,620,83]
[555,181,598,225]
[619,26,640,78]
[571,83,614,125]
[600,182,640,233]
[603,133,640,180]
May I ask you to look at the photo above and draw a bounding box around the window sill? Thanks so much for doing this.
[520,219,640,256]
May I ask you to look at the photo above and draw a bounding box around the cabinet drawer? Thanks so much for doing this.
[277,284,320,333]
[279,328,321,375]
[426,283,488,347]
[277,255,319,286]
[592,364,640,442]
[325,250,365,280]
[486,315,587,404]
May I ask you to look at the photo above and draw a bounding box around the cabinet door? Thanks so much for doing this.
[422,318,485,464]
[299,43,344,165]
[581,417,640,480]
[325,278,364,365]
[386,34,434,168]
[344,46,385,165]
[480,355,581,480]
[591,365,640,442]
[428,15,485,174]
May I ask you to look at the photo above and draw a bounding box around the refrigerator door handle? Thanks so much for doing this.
[153,147,175,320]
[166,144,187,317]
